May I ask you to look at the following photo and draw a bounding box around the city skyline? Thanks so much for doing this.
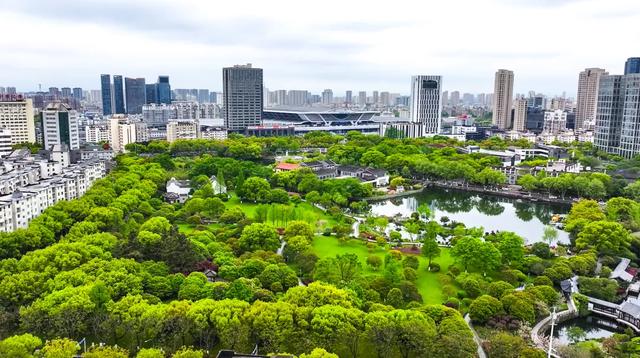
[2,0,640,95]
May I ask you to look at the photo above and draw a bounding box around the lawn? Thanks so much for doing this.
[223,193,337,229]
[311,236,455,305]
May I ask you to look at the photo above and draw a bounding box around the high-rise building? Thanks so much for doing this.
[477,93,485,106]
[198,89,210,103]
[209,92,217,104]
[380,92,390,106]
[450,91,460,106]
[6,87,16,95]
[100,74,112,115]
[189,89,198,101]
[0,87,5,94]
[42,102,80,150]
[145,84,158,104]
[543,110,567,134]
[223,63,263,131]
[321,89,333,105]
[125,77,146,114]
[61,87,72,98]
[576,68,608,131]
[595,74,640,159]
[462,93,474,105]
[624,57,640,75]
[442,91,449,106]
[0,94,36,144]
[113,75,125,114]
[395,96,410,107]
[410,75,443,135]
[345,90,352,104]
[49,87,60,98]
[274,90,287,106]
[372,91,379,104]
[72,88,83,101]
[485,93,493,107]
[513,97,528,132]
[287,90,308,106]
[157,76,171,104]
[358,91,366,106]
[492,69,514,129]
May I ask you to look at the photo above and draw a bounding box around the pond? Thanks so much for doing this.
[369,187,571,244]
[552,315,619,345]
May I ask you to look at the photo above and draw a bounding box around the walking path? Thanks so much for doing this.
[463,314,487,358]
[530,292,578,358]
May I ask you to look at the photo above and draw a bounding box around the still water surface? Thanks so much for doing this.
[552,316,619,345]
[370,187,570,244]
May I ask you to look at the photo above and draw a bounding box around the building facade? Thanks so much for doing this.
[321,89,333,105]
[625,57,640,75]
[0,129,12,157]
[166,119,200,143]
[42,103,80,150]
[492,69,514,129]
[100,74,112,115]
[109,116,137,153]
[0,151,106,232]
[157,76,171,104]
[410,75,443,135]
[543,110,567,135]
[576,68,608,131]
[513,97,528,132]
[358,91,366,106]
[595,75,625,156]
[0,94,36,144]
[113,75,125,114]
[223,64,263,131]
[125,77,146,114]
[85,124,110,143]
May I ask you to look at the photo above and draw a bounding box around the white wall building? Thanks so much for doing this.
[85,124,110,143]
[576,68,608,131]
[513,97,528,132]
[0,128,13,157]
[0,95,36,144]
[543,110,567,135]
[42,102,80,150]
[410,75,443,136]
[166,120,200,143]
[109,116,137,153]
[200,126,228,140]
[0,150,107,232]
[492,69,514,130]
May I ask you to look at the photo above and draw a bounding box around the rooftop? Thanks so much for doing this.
[275,162,301,171]
[611,258,634,282]
[265,107,378,114]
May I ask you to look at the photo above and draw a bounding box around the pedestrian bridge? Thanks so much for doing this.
[586,296,640,332]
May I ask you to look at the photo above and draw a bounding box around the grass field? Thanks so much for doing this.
[223,194,337,229]
[311,236,455,305]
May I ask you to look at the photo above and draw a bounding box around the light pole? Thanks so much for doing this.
[547,307,557,358]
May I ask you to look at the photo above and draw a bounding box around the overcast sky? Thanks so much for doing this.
[1,0,639,96]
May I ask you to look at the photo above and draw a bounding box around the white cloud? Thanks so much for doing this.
[1,0,639,96]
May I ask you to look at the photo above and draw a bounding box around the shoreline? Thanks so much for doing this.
[366,181,575,206]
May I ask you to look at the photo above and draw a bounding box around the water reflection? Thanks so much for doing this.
[552,316,619,345]
[370,187,570,244]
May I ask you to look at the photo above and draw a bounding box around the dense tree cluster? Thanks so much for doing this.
[4,133,640,357]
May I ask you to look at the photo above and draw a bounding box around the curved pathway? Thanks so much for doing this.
[463,314,487,358]
[530,292,577,358]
